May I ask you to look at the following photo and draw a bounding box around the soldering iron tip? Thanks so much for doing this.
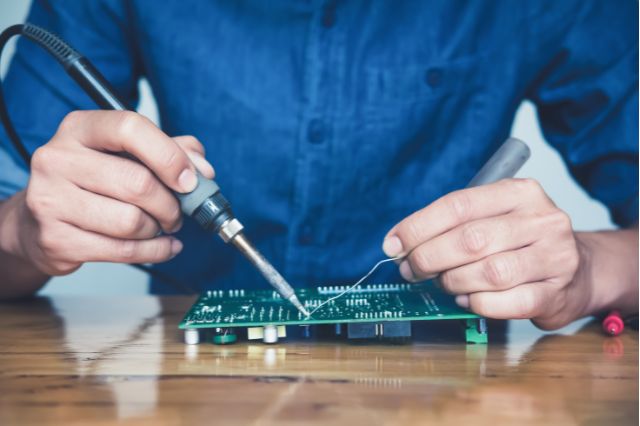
[289,295,310,317]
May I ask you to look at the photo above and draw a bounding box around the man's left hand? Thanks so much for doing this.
[383,178,585,330]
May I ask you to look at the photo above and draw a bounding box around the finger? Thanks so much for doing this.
[60,148,182,233]
[57,185,160,240]
[173,136,215,179]
[60,110,198,193]
[456,282,555,320]
[383,178,551,257]
[173,135,205,156]
[438,246,554,294]
[185,151,215,179]
[403,213,543,281]
[64,231,183,264]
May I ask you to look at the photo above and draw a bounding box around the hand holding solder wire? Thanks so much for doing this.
[382,138,595,330]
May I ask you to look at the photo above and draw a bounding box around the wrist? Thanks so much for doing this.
[0,191,49,298]
[0,191,30,259]
[574,229,639,318]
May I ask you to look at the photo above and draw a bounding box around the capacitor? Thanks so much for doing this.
[263,325,279,344]
[184,328,200,345]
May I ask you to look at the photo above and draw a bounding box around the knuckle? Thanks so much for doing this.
[409,248,433,277]
[116,111,147,138]
[37,229,60,255]
[25,190,54,219]
[154,240,172,260]
[120,205,148,236]
[30,146,56,173]
[166,203,182,228]
[520,177,541,192]
[549,210,573,232]
[127,166,156,199]
[398,219,423,248]
[58,110,85,133]
[517,178,545,198]
[459,223,487,255]
[559,243,580,277]
[119,240,137,260]
[447,191,472,223]
[438,270,457,293]
[161,146,181,171]
[483,256,513,288]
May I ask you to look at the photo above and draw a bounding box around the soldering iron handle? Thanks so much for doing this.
[65,57,127,111]
[63,53,232,234]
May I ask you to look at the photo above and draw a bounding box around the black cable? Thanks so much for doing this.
[0,24,194,294]
[0,25,31,168]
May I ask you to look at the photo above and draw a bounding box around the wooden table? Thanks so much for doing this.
[0,295,637,425]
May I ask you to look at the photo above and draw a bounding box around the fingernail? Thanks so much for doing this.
[178,169,198,192]
[383,235,403,257]
[170,239,183,257]
[189,153,215,179]
[399,260,415,281]
[455,295,470,309]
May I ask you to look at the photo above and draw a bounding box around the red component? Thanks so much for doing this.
[602,311,624,336]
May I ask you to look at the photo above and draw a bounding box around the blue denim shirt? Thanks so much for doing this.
[1,0,637,293]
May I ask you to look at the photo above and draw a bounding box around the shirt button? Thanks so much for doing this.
[307,119,326,144]
[425,67,443,88]
[322,3,336,28]
[298,225,313,245]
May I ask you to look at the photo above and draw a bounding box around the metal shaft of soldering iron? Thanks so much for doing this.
[45,34,308,315]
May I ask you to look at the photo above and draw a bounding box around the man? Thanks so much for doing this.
[0,0,637,330]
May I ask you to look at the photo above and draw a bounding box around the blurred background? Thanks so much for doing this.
[0,1,615,297]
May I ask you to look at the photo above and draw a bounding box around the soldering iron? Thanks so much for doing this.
[0,24,309,317]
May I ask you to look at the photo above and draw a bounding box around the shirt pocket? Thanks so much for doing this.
[362,53,489,115]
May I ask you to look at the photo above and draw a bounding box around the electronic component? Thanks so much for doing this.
[247,325,287,343]
[180,282,488,344]
[184,328,200,345]
[212,328,237,345]
[381,321,412,338]
[347,323,377,339]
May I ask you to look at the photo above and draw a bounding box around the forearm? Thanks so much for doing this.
[0,192,49,299]
[574,227,638,319]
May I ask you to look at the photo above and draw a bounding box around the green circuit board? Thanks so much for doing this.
[180,282,480,329]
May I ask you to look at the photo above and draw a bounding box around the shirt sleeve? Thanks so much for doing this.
[0,0,141,200]
[527,0,638,227]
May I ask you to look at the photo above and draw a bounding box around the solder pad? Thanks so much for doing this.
[179,282,485,342]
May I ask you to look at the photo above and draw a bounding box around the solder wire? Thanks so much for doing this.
[306,256,402,318]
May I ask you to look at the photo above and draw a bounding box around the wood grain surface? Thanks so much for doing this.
[0,295,637,425]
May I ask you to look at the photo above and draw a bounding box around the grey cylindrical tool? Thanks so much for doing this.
[468,138,531,188]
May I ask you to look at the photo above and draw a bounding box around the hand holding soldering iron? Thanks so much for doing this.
[0,110,214,276]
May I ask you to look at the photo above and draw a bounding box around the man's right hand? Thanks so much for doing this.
[1,110,215,277]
